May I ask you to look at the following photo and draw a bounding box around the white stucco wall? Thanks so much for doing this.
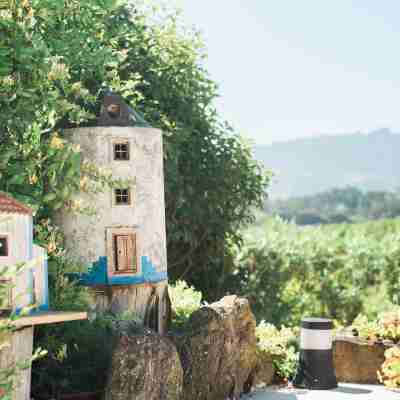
[32,245,49,309]
[0,214,33,310]
[57,126,167,275]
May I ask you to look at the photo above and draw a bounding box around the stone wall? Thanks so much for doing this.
[333,337,388,384]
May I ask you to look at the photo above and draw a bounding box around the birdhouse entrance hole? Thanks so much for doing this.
[107,104,121,119]
[0,236,8,257]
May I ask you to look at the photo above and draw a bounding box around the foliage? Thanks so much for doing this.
[32,316,115,398]
[379,309,400,343]
[346,307,400,346]
[31,257,104,397]
[169,280,202,329]
[350,315,381,341]
[235,217,400,327]
[359,284,394,321]
[255,321,299,380]
[0,0,124,218]
[379,346,400,389]
[267,186,400,225]
[32,266,142,397]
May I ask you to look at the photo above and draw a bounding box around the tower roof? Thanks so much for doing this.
[97,90,150,128]
[0,192,32,215]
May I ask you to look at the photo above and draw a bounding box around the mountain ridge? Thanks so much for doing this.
[254,129,400,198]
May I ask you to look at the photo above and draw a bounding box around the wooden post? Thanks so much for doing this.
[0,327,34,400]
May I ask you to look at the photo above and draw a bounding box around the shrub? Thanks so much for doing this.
[348,307,400,344]
[32,316,115,398]
[236,217,400,327]
[379,309,400,343]
[169,281,202,329]
[379,346,400,389]
[255,321,299,380]
[31,258,115,397]
[350,315,380,341]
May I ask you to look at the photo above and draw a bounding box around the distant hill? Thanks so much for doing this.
[254,129,400,198]
[267,186,400,225]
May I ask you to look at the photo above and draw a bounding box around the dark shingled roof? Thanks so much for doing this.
[0,192,32,215]
[97,90,150,128]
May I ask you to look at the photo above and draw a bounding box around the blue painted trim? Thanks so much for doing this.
[76,255,167,287]
[15,303,49,316]
[142,256,168,283]
[78,257,108,286]
[42,254,49,310]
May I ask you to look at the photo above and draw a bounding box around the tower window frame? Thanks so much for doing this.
[114,188,131,206]
[113,142,130,161]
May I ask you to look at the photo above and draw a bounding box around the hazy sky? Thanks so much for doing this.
[178,1,400,144]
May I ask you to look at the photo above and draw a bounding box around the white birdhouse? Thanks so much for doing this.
[0,192,49,314]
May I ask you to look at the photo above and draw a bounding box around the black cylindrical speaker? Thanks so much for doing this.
[293,318,338,390]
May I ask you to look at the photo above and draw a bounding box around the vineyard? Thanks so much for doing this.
[235,217,400,327]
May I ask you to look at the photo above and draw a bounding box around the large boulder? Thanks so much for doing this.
[174,295,258,400]
[333,338,389,384]
[105,331,183,400]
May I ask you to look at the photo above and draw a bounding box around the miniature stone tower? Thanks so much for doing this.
[57,92,169,333]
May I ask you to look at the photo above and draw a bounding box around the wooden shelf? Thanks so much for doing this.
[8,311,87,328]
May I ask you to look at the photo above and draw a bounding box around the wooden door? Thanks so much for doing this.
[114,234,137,272]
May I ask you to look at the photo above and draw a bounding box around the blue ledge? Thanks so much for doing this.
[15,303,50,316]
[77,256,167,287]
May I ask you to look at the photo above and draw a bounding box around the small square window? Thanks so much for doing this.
[115,189,131,205]
[114,142,130,161]
[0,237,8,257]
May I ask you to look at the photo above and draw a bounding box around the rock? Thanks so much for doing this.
[174,295,258,400]
[105,331,183,400]
[333,338,389,384]
[253,352,275,387]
